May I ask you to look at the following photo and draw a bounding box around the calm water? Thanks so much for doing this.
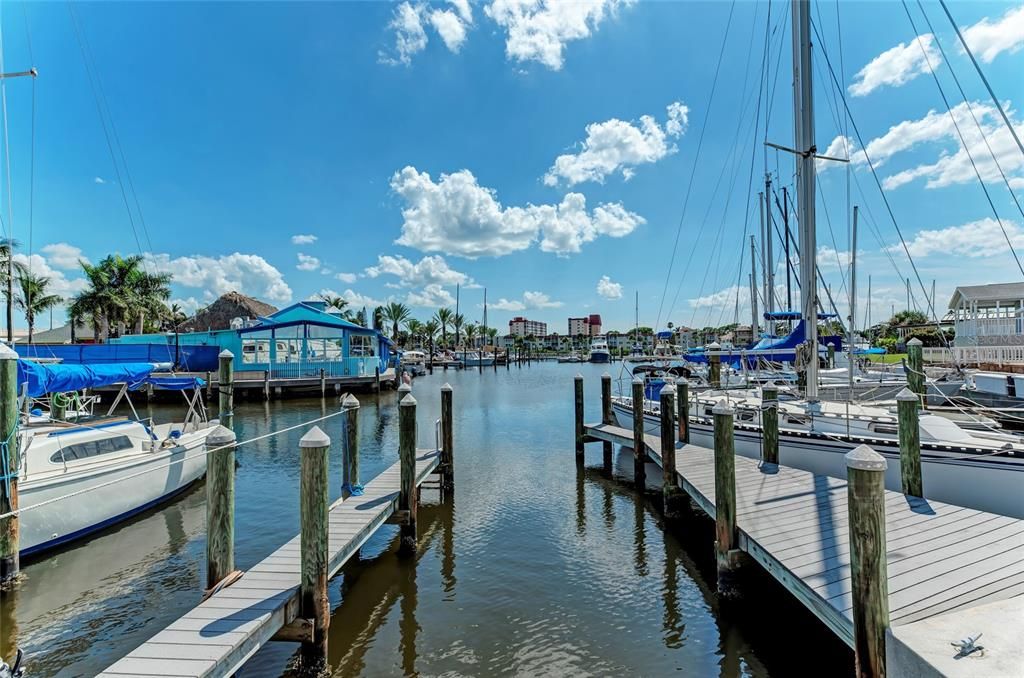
[1,362,850,676]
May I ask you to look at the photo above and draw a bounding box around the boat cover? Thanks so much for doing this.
[132,376,206,391]
[18,361,156,397]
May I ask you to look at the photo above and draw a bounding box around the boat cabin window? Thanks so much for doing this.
[738,411,755,422]
[51,435,134,463]
[869,423,898,435]
[786,415,807,425]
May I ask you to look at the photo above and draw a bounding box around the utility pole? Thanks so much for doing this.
[0,67,37,343]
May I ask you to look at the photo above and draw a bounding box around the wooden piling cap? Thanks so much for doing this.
[575,373,584,380]
[398,382,412,394]
[342,393,360,408]
[762,383,778,393]
[0,342,16,360]
[207,425,236,445]
[845,444,887,471]
[712,399,734,415]
[602,372,611,379]
[906,337,923,346]
[675,377,687,385]
[632,376,643,384]
[400,392,417,406]
[827,341,835,347]
[441,382,453,391]
[895,387,918,402]
[662,383,676,395]
[299,425,330,448]
[707,342,721,350]
[218,349,234,359]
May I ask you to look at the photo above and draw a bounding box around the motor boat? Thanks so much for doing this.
[589,336,611,364]
[13,360,216,558]
[461,351,495,367]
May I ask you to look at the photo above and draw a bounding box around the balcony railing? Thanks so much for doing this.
[954,317,1024,338]
[922,345,1024,365]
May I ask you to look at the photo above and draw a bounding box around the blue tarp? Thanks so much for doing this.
[18,361,156,398]
[132,376,206,391]
[764,311,838,320]
[15,343,220,372]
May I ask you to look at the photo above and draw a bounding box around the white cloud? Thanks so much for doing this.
[364,254,472,287]
[296,253,321,271]
[816,135,860,172]
[291,234,317,245]
[544,101,688,186]
[490,298,526,311]
[144,252,293,304]
[335,272,358,283]
[94,176,107,185]
[391,166,644,257]
[962,5,1024,63]
[406,283,456,308]
[819,101,1024,191]
[596,275,622,300]
[171,297,201,315]
[688,284,747,309]
[817,246,853,271]
[891,218,1023,259]
[319,288,387,310]
[41,243,89,270]
[485,0,632,71]
[490,290,563,311]
[381,0,473,65]
[848,33,940,97]
[13,253,88,300]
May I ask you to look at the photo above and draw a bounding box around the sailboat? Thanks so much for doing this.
[613,0,1024,519]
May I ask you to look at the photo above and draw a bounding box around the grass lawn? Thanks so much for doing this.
[867,353,906,364]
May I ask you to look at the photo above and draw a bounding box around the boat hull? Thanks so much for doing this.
[613,403,1024,519]
[589,351,611,364]
[20,434,209,558]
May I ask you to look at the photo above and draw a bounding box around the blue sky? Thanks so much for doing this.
[2,0,1023,334]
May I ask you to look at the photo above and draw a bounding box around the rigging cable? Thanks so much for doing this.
[937,0,1024,161]
[653,0,737,333]
[900,0,1024,277]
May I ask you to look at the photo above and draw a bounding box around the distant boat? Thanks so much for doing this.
[557,353,582,363]
[461,351,495,367]
[16,360,216,558]
[589,336,611,363]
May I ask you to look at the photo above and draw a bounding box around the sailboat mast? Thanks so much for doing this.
[848,206,858,392]
[793,0,818,399]
[764,175,775,317]
[750,236,760,338]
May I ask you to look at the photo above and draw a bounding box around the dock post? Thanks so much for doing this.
[676,378,689,444]
[846,445,889,678]
[263,369,270,401]
[827,341,836,368]
[218,349,234,431]
[205,425,237,590]
[600,373,613,473]
[762,384,779,465]
[399,392,418,556]
[375,366,381,393]
[206,371,213,400]
[713,400,740,596]
[660,384,684,519]
[440,384,454,492]
[896,388,922,497]
[708,342,721,389]
[574,374,585,465]
[906,337,925,407]
[0,344,19,586]
[320,368,326,398]
[341,394,361,499]
[631,377,646,488]
[299,426,331,669]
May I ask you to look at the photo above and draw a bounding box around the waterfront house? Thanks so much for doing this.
[115,300,394,379]
[949,282,1024,347]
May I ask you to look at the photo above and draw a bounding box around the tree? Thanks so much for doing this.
[319,293,348,314]
[486,326,498,346]
[404,318,423,347]
[383,302,411,344]
[131,267,173,334]
[452,313,465,347]
[0,239,27,340]
[463,322,477,349]
[16,271,62,344]
[372,306,384,332]
[434,308,453,348]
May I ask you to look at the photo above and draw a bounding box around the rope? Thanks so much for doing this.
[0,418,19,504]
[0,408,350,520]
[341,482,364,497]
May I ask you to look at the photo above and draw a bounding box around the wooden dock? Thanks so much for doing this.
[583,422,1024,664]
[99,450,440,677]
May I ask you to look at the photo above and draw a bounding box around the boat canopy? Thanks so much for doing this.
[763,311,838,320]
[17,361,200,397]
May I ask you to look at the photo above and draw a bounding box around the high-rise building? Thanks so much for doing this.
[568,314,603,337]
[509,317,547,337]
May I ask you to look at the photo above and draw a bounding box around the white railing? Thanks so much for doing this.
[954,317,1024,338]
[923,345,1024,365]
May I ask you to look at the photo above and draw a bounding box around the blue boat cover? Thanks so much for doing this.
[18,361,155,397]
[132,376,206,391]
[764,311,838,320]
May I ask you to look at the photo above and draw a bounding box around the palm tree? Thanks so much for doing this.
[16,271,62,344]
[167,302,188,327]
[372,306,385,332]
[404,318,423,347]
[486,326,498,346]
[463,322,478,349]
[433,308,453,348]
[1,239,27,340]
[319,293,348,314]
[383,302,411,344]
[452,313,464,347]
[70,260,116,341]
[130,268,173,334]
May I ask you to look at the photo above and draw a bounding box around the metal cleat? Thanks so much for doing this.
[951,633,984,659]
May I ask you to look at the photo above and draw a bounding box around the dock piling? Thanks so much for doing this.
[440,384,454,492]
[845,445,889,678]
[299,426,331,669]
[827,341,836,368]
[631,377,646,488]
[713,400,740,596]
[906,337,924,406]
[676,378,689,444]
[218,349,234,431]
[707,342,721,389]
[205,425,237,589]
[0,343,19,586]
[896,388,922,497]
[320,368,326,398]
[398,393,418,555]
[762,384,779,465]
[660,384,684,519]
[601,373,613,473]
[574,374,585,464]
[341,394,361,499]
